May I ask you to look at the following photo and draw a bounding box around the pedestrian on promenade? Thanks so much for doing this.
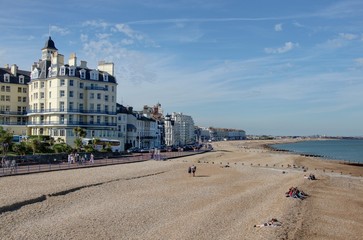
[191,164,196,177]
[90,153,94,164]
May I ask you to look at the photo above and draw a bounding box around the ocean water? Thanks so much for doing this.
[271,139,363,163]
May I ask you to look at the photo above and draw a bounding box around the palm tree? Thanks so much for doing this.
[73,127,86,151]
[0,126,13,166]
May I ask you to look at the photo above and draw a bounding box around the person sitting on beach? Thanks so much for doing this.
[254,218,282,227]
[308,173,316,180]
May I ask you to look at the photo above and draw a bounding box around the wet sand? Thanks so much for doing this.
[0,140,362,240]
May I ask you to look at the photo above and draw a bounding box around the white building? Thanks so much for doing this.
[28,37,118,146]
[164,112,195,146]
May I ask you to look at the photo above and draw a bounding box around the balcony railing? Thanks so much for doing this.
[27,121,117,126]
[85,86,107,91]
[27,108,116,115]
[0,111,27,116]
[0,122,28,125]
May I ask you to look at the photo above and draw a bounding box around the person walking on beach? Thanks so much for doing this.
[191,164,196,177]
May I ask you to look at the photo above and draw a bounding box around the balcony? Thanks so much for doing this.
[27,108,116,115]
[85,86,107,91]
[27,121,117,127]
[0,111,27,116]
[0,121,28,125]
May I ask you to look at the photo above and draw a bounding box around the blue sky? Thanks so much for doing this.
[1,0,363,136]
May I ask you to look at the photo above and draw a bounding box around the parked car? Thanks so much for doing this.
[127,147,140,153]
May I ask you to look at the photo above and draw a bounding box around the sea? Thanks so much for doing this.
[271,139,363,164]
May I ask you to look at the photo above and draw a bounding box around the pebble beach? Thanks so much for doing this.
[1,140,362,240]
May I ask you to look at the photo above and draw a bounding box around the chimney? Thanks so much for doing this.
[11,64,18,75]
[69,53,77,66]
[80,60,87,68]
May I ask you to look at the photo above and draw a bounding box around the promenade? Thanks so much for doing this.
[0,150,207,177]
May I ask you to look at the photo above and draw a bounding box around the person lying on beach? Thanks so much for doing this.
[285,187,308,199]
[254,218,282,227]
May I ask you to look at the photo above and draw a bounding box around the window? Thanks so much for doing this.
[90,103,94,111]
[105,105,109,113]
[90,70,99,80]
[79,82,84,88]
[22,106,26,113]
[60,66,66,76]
[60,115,65,124]
[97,104,101,112]
[60,102,65,111]
[60,90,65,97]
[112,96,114,102]
[103,73,109,82]
[4,74,10,82]
[18,87,22,93]
[19,76,24,84]
[49,81,51,87]
[49,91,52,98]
[23,88,27,93]
[49,102,52,110]
[40,92,44,99]
[23,97,26,102]
[80,69,86,79]
[90,93,94,99]
[112,86,114,92]
[69,91,74,97]
[40,82,44,88]
[79,103,84,111]
[60,129,65,136]
[69,115,73,123]
[90,116,94,124]
[1,86,4,91]
[79,93,83,99]
[97,93,101,99]
[6,96,10,101]
[5,86,10,92]
[97,116,101,124]
[18,96,22,102]
[69,79,74,86]
[40,103,44,112]
[105,85,108,91]
[60,79,65,86]
[34,82,38,89]
[104,95,108,101]
[69,102,74,111]
[69,67,75,76]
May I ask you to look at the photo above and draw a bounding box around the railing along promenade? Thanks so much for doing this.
[0,150,210,177]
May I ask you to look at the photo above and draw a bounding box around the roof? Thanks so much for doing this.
[0,67,31,84]
[42,36,58,50]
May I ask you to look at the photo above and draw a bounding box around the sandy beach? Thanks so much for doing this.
[1,140,362,240]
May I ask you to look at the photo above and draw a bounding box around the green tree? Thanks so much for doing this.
[0,127,13,165]
[29,138,42,155]
[73,127,86,151]
[12,142,29,156]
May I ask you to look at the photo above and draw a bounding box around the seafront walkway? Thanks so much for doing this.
[0,150,209,177]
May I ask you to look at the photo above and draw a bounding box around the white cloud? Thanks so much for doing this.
[50,25,70,36]
[264,42,299,54]
[339,33,357,40]
[82,20,109,29]
[354,58,363,67]
[274,23,282,31]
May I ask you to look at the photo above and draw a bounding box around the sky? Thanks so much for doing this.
[1,0,363,137]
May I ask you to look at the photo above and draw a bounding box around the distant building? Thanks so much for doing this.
[164,112,195,146]
[0,64,30,135]
[196,126,246,142]
[28,37,118,146]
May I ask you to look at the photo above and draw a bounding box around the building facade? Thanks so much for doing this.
[0,64,30,135]
[164,112,195,146]
[27,37,118,146]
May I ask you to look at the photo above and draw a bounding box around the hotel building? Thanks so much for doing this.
[28,37,118,146]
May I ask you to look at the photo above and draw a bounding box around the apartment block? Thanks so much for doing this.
[0,64,30,135]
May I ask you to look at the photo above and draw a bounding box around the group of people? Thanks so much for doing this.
[305,173,316,180]
[67,153,94,165]
[254,218,282,228]
[285,186,308,199]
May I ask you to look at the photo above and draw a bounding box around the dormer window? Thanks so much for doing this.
[19,75,24,84]
[69,67,76,76]
[103,73,109,82]
[60,66,66,76]
[90,70,99,80]
[79,69,86,79]
[31,69,39,80]
[4,74,10,82]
